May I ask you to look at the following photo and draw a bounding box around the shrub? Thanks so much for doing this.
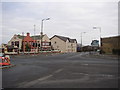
[112,49,120,55]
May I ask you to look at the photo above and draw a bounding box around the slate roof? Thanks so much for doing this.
[50,35,77,43]
[31,35,45,40]
[69,39,77,43]
[17,35,25,39]
[17,34,45,40]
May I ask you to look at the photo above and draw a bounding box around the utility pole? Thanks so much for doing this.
[41,19,43,52]
[81,32,86,52]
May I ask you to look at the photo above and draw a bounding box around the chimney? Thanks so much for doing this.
[27,33,30,36]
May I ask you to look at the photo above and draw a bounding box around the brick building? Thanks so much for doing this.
[7,33,51,53]
[23,33,37,52]
[31,34,51,51]
[101,35,120,54]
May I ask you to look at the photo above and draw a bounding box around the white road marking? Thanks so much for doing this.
[72,73,89,76]
[18,68,63,88]
[82,64,89,65]
[54,68,63,74]
[38,74,53,81]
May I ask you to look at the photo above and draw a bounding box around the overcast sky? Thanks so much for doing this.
[1,0,118,45]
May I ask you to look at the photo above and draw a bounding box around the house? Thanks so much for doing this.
[22,33,37,52]
[0,43,18,55]
[50,35,77,53]
[0,43,7,53]
[7,34,25,54]
[7,34,24,51]
[101,35,120,54]
[31,34,51,51]
[7,33,51,53]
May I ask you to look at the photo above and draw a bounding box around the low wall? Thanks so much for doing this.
[4,50,61,55]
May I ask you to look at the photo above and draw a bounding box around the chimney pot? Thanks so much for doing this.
[27,33,30,36]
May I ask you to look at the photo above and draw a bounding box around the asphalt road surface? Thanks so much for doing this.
[2,52,119,88]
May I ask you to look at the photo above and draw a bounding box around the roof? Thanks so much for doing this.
[102,35,120,39]
[50,35,77,43]
[69,39,77,43]
[17,35,25,39]
[17,34,45,40]
[31,35,45,40]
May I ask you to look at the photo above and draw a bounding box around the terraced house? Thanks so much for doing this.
[50,35,77,53]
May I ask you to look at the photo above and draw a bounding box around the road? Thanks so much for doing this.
[2,52,119,88]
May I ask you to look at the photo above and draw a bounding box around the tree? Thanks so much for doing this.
[25,43,31,52]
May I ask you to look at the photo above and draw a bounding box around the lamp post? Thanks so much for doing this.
[93,27,102,53]
[40,18,50,52]
[81,32,86,52]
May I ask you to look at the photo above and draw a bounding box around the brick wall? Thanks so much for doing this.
[101,36,120,54]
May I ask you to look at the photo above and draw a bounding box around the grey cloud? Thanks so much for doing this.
[2,2,118,45]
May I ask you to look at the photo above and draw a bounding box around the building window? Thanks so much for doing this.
[33,42,37,47]
[15,41,19,47]
[11,42,14,46]
[49,42,51,46]
[45,43,48,46]
[42,42,50,46]
[42,43,45,46]
[38,44,40,47]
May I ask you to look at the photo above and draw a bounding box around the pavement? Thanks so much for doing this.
[2,52,119,88]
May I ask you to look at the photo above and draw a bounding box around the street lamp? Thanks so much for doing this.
[81,32,86,51]
[93,26,102,53]
[40,18,50,52]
